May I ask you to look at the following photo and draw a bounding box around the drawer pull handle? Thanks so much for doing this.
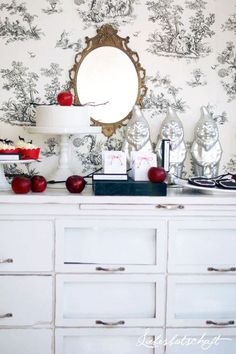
[208,267,236,272]
[156,204,184,210]
[96,320,125,326]
[206,320,234,326]
[0,258,13,264]
[96,266,125,272]
[0,313,13,319]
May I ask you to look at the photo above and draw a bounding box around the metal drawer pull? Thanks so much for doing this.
[0,258,13,264]
[0,313,13,319]
[96,320,125,326]
[206,320,234,326]
[208,267,236,272]
[96,266,125,272]
[156,204,184,210]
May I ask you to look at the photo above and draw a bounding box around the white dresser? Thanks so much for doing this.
[0,187,236,354]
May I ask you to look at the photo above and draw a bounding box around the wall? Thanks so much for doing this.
[0,0,236,178]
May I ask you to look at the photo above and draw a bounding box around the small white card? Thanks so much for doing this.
[130,152,157,181]
[102,151,127,174]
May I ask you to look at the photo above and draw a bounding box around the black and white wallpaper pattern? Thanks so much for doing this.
[0,0,236,177]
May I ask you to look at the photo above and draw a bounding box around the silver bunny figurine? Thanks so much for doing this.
[191,106,222,178]
[156,107,186,182]
[122,105,153,162]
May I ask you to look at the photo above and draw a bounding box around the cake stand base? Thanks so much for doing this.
[27,126,101,189]
[46,134,75,189]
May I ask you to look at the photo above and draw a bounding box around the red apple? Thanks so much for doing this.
[66,175,86,193]
[148,166,167,183]
[57,91,73,106]
[31,175,47,193]
[11,176,31,194]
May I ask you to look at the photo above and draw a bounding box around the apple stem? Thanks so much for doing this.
[83,167,102,178]
[47,180,65,184]
[81,101,109,107]
[47,166,133,184]
[47,179,89,185]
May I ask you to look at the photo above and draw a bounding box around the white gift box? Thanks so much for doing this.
[102,151,127,174]
[130,152,157,181]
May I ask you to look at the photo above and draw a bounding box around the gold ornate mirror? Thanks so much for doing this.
[69,24,147,137]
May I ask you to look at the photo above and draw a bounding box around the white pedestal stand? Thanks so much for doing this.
[27,127,101,189]
[0,160,37,191]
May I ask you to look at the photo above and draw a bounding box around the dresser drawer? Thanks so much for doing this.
[166,328,236,354]
[56,274,165,327]
[0,329,52,354]
[0,220,53,272]
[0,275,52,326]
[168,219,236,274]
[167,275,236,327]
[56,328,164,354]
[55,219,167,273]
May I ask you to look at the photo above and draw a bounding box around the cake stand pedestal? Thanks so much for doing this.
[0,159,37,191]
[27,126,101,189]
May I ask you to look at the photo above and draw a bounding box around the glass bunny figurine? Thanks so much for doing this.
[122,105,153,162]
[191,106,222,178]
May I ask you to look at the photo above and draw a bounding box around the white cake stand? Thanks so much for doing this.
[0,159,37,191]
[27,126,101,189]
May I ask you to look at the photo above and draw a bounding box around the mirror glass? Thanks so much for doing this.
[69,24,147,137]
[76,46,139,124]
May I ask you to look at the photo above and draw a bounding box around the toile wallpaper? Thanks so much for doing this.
[0,0,236,178]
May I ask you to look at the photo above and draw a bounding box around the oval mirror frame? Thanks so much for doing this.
[69,24,147,137]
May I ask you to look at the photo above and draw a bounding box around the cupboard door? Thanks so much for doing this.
[0,220,53,271]
[0,276,52,326]
[167,275,236,327]
[55,219,167,273]
[56,328,164,354]
[169,219,236,273]
[56,274,165,327]
[0,329,52,354]
[166,328,236,354]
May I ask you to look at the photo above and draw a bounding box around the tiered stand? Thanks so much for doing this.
[27,126,101,189]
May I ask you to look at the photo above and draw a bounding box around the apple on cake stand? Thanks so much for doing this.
[28,103,101,188]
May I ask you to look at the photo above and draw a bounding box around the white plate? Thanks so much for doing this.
[174,177,236,194]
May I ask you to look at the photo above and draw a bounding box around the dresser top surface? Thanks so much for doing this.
[0,185,236,205]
